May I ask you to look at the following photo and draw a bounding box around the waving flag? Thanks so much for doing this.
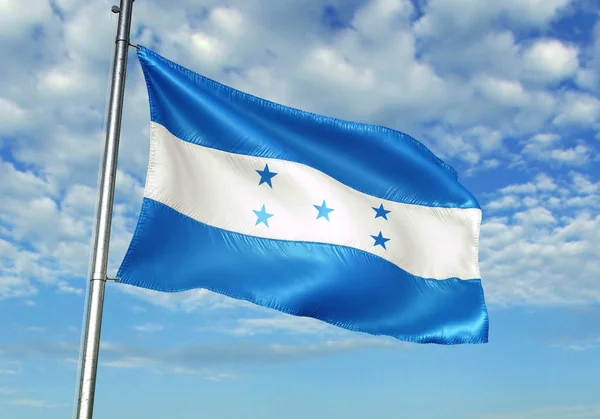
[117,46,488,344]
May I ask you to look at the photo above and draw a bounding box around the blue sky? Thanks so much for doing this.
[1,0,600,418]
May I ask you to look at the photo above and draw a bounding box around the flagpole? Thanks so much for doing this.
[74,1,135,418]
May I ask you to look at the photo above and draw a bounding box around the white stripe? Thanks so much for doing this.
[145,122,481,280]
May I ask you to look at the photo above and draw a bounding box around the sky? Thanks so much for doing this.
[0,0,599,418]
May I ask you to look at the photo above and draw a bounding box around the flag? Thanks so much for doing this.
[117,46,488,344]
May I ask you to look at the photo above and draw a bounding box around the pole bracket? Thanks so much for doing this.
[90,274,120,282]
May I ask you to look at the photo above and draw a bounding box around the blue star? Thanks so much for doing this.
[253,204,274,227]
[256,164,277,188]
[371,231,390,250]
[372,203,391,220]
[314,200,334,221]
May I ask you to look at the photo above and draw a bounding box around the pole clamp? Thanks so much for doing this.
[91,273,105,281]
[91,274,120,282]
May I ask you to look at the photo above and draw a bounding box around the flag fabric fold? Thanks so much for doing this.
[117,46,489,344]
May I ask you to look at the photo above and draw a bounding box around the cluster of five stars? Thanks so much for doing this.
[253,164,391,250]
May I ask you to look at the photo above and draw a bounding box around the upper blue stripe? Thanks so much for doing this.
[117,198,489,344]
[136,46,480,209]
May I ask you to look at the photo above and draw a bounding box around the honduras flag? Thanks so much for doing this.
[117,46,489,345]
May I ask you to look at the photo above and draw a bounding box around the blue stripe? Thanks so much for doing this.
[117,199,489,344]
[137,46,480,209]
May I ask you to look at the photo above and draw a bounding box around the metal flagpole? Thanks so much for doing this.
[74,1,135,418]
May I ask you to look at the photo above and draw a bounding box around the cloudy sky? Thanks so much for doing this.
[1,0,600,418]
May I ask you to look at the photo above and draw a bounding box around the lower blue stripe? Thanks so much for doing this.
[117,198,489,344]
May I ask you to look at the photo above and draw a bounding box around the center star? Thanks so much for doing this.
[314,200,334,221]
[253,204,274,227]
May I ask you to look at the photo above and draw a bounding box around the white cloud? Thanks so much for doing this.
[0,160,50,200]
[0,277,37,300]
[0,369,18,375]
[553,91,600,126]
[513,207,557,225]
[36,67,85,94]
[0,97,26,133]
[351,0,414,39]
[0,162,93,297]
[500,182,537,195]
[577,19,600,92]
[119,286,249,312]
[133,323,165,333]
[571,172,599,194]
[551,334,600,351]
[521,133,591,166]
[521,39,579,84]
[9,399,69,408]
[481,172,600,306]
[575,68,598,91]
[0,336,403,379]
[25,326,45,333]
[302,47,375,91]
[548,144,590,164]
[475,77,529,107]
[535,173,558,191]
[479,403,600,419]
[414,0,571,39]
[425,125,505,165]
[101,336,403,369]
[486,196,521,212]
[502,0,572,26]
[189,32,224,62]
[0,0,54,39]
[208,7,245,36]
[465,158,500,176]
[219,314,341,336]
[530,133,560,146]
